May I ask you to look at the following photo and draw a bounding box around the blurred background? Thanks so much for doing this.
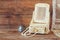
[0,0,52,30]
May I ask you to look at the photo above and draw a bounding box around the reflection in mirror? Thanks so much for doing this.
[52,0,60,37]
[35,7,46,20]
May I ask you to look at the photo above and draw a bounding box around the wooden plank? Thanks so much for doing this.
[0,31,58,40]
[0,0,15,1]
[0,1,16,8]
[0,15,8,24]
[10,15,32,26]
[0,25,18,29]
[0,26,9,29]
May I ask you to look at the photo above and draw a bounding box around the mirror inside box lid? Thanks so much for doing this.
[52,0,60,37]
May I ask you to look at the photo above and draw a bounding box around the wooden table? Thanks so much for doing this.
[0,29,59,40]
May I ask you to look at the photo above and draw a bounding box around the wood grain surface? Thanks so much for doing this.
[0,0,59,40]
[0,0,52,29]
[0,29,59,40]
